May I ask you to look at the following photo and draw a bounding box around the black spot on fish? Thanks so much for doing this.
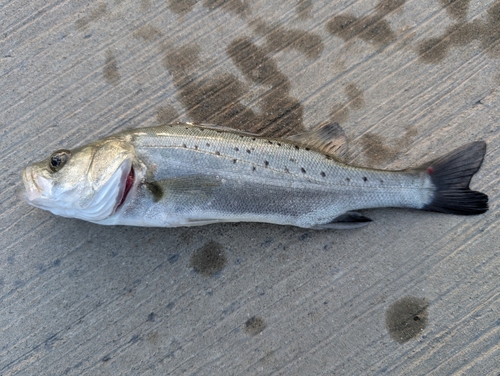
[264,160,269,167]
[321,171,326,177]
[277,142,281,146]
[294,145,300,150]
[380,179,384,184]
[147,312,156,322]
[234,147,239,151]
[245,316,266,336]
[190,241,227,277]
[252,166,256,171]
[247,149,251,154]
[386,297,429,343]
[363,177,368,182]
[301,168,306,174]
[194,145,198,150]
[182,143,187,148]
[284,167,289,173]
[305,147,310,151]
[145,182,163,202]
[233,159,237,164]
[346,177,350,182]
[206,143,210,147]
[268,140,273,144]
[215,151,221,155]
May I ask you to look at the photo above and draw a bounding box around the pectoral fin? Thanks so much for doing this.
[311,212,372,230]
[287,122,348,160]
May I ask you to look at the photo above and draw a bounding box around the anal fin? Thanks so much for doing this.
[311,212,372,230]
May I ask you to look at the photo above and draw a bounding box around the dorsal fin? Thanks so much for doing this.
[286,122,348,159]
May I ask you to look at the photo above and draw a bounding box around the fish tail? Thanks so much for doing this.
[421,141,488,215]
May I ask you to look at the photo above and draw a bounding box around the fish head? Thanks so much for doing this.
[20,139,136,222]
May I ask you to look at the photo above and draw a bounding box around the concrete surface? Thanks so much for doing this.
[1,0,499,374]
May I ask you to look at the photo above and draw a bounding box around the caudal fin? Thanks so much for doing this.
[422,141,488,215]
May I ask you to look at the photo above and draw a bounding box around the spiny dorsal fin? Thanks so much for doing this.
[286,122,348,159]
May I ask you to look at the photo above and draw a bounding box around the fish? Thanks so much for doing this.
[20,122,488,229]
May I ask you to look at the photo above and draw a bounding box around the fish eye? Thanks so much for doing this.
[49,150,71,172]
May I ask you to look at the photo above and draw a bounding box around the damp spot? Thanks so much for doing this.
[103,50,120,86]
[146,330,159,345]
[156,105,179,124]
[345,83,365,110]
[326,0,404,46]
[75,3,107,30]
[296,0,313,19]
[439,0,472,20]
[190,241,227,276]
[330,103,350,124]
[168,0,197,15]
[359,126,417,167]
[418,2,500,63]
[386,297,429,343]
[144,182,163,202]
[140,0,152,11]
[133,25,162,41]
[245,316,266,336]
[376,0,405,13]
[253,21,324,59]
[162,37,305,137]
[202,0,249,16]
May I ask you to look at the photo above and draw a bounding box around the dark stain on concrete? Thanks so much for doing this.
[190,241,227,276]
[386,297,428,343]
[104,50,120,85]
[133,25,162,41]
[162,39,305,137]
[168,0,197,15]
[418,2,500,63]
[156,105,179,124]
[345,83,365,110]
[330,103,350,124]
[296,0,313,19]
[326,0,405,46]
[245,316,267,335]
[253,21,324,59]
[75,3,107,30]
[376,0,406,13]
[203,0,249,16]
[147,312,156,322]
[439,0,471,20]
[140,0,152,11]
[359,126,417,167]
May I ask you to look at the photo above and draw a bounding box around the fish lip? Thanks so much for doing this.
[116,164,134,212]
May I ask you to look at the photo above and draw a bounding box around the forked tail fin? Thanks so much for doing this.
[422,141,488,215]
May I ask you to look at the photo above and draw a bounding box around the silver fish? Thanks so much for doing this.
[20,123,488,229]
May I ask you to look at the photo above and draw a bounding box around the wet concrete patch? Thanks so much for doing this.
[190,241,227,276]
[418,2,500,64]
[245,315,266,335]
[386,296,429,343]
[359,126,417,167]
[162,37,305,137]
[103,50,120,85]
[326,0,405,47]
[75,3,107,30]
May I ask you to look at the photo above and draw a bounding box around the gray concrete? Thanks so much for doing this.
[1,0,499,374]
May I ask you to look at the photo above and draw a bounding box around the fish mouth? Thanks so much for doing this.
[116,165,134,210]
